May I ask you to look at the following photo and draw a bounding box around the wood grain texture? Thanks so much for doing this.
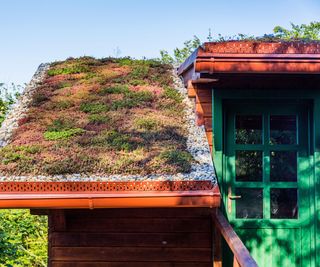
[64,207,211,218]
[51,247,212,262]
[65,217,211,233]
[51,262,212,267]
[212,210,258,267]
[192,87,213,149]
[51,232,211,247]
[49,208,213,266]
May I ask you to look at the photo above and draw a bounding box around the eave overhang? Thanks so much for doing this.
[178,42,320,78]
[0,181,220,209]
[195,53,320,74]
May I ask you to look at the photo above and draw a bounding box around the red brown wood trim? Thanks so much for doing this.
[0,181,214,193]
[198,53,320,59]
[0,182,220,209]
[50,210,66,231]
[195,60,320,74]
[212,209,258,267]
[0,192,220,209]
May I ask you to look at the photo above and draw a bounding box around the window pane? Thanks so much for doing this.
[270,115,297,145]
[271,188,298,219]
[270,151,297,182]
[236,188,263,219]
[236,115,262,144]
[236,151,263,181]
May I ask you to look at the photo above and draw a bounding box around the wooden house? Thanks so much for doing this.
[0,57,229,267]
[178,40,320,266]
[2,40,319,266]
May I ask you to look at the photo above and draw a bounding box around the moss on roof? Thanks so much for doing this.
[0,57,194,176]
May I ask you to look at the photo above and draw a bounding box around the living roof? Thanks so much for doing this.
[200,40,320,54]
[0,57,214,182]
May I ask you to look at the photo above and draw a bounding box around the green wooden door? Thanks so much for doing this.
[224,101,313,267]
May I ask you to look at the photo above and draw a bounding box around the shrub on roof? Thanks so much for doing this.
[2,152,27,164]
[93,130,137,151]
[163,86,182,102]
[44,128,85,141]
[129,64,150,80]
[134,117,158,131]
[110,90,153,110]
[51,100,73,110]
[98,85,129,95]
[159,150,193,173]
[1,145,41,155]
[0,145,41,165]
[31,92,49,107]
[115,57,134,66]
[88,114,111,125]
[80,102,109,113]
[56,81,72,89]
[47,64,90,76]
[42,155,97,175]
[46,118,75,132]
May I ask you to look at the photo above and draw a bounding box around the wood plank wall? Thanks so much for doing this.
[48,208,213,267]
[187,81,213,151]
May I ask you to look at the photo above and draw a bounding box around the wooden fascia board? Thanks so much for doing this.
[177,48,200,76]
[197,53,320,59]
[194,54,320,74]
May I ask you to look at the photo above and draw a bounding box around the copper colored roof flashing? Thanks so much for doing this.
[0,181,220,209]
[178,41,320,76]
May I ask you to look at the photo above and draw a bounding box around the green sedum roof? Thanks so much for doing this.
[0,57,195,176]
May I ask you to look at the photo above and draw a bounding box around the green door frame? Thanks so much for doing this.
[212,88,320,266]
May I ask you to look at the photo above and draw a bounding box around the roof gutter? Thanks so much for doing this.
[0,189,220,209]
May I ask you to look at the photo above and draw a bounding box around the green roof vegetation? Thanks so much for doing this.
[0,57,194,176]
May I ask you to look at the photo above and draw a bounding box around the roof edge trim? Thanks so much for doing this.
[0,187,220,209]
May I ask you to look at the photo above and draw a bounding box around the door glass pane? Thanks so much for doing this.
[236,151,263,181]
[236,188,263,219]
[270,151,297,182]
[270,115,297,145]
[236,115,262,144]
[271,188,298,219]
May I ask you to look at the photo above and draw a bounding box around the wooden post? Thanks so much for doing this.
[213,209,222,267]
[48,210,66,267]
[212,209,258,267]
[50,209,66,232]
[233,256,240,267]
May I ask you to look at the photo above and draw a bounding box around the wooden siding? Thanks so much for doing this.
[187,81,213,151]
[48,208,213,267]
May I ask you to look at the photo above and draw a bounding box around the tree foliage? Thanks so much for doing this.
[160,35,201,64]
[0,83,22,125]
[273,21,320,40]
[0,85,47,267]
[160,22,320,64]
[0,210,47,267]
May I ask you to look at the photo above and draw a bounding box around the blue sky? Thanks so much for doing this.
[0,0,319,85]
